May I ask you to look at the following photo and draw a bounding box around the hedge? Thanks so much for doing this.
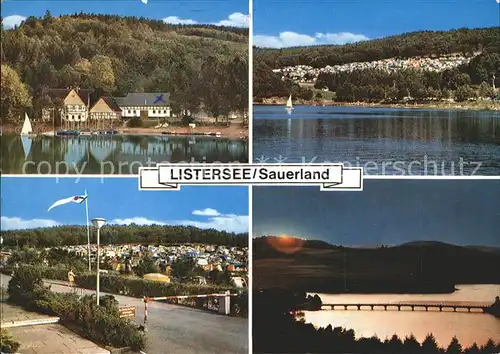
[7,265,146,351]
[0,328,21,353]
[1,265,248,317]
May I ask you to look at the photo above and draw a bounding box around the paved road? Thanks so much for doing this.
[1,274,248,354]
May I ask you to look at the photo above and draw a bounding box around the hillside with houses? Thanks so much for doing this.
[1,12,248,129]
[254,27,500,106]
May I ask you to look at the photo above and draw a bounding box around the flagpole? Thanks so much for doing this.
[85,189,91,271]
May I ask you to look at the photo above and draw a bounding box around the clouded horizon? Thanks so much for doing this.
[253,180,500,247]
[1,178,249,234]
[1,0,248,30]
[253,0,499,48]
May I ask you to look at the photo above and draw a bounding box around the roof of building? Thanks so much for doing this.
[89,96,122,113]
[102,97,122,112]
[114,93,170,107]
[46,87,94,104]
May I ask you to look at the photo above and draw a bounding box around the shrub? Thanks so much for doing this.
[0,328,20,353]
[9,264,247,316]
[7,265,146,350]
[127,118,143,128]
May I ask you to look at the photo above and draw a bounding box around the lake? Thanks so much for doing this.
[253,105,500,176]
[303,284,500,348]
[0,134,248,174]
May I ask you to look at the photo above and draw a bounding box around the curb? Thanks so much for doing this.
[1,317,60,328]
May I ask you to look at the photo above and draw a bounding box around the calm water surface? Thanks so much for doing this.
[1,134,248,174]
[304,284,500,348]
[253,106,500,175]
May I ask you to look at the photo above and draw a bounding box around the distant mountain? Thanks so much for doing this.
[253,236,500,292]
[255,27,499,68]
[465,245,500,253]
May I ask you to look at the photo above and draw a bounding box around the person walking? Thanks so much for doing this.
[67,269,76,288]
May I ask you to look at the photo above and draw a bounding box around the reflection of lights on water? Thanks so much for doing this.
[267,234,304,254]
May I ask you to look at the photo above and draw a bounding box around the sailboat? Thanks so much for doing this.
[20,113,36,136]
[285,94,294,114]
[21,136,33,159]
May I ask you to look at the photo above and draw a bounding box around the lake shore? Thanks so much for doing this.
[119,125,248,139]
[254,98,500,111]
[1,123,249,140]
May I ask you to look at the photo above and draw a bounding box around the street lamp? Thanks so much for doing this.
[91,218,106,306]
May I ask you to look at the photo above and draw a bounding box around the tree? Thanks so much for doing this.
[89,55,116,94]
[1,64,32,122]
[446,336,462,354]
[478,82,495,99]
[133,257,157,277]
[422,334,440,353]
[455,85,476,102]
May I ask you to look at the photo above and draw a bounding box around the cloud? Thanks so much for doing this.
[1,216,60,230]
[254,31,369,48]
[212,12,249,28]
[192,208,220,217]
[111,209,248,233]
[110,217,166,226]
[163,12,249,28]
[163,16,197,25]
[2,209,249,234]
[172,213,249,234]
[2,15,27,29]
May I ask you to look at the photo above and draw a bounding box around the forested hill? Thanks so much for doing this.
[0,225,248,248]
[0,12,248,121]
[255,27,499,68]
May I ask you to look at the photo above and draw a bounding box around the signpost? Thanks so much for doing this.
[119,306,136,320]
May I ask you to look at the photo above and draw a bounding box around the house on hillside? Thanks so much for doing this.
[113,93,171,120]
[42,87,94,128]
[89,96,122,129]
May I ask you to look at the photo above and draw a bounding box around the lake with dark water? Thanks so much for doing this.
[303,284,500,348]
[253,105,500,176]
[0,134,248,174]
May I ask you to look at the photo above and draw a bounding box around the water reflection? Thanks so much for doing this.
[1,135,248,174]
[253,106,500,175]
[303,284,500,348]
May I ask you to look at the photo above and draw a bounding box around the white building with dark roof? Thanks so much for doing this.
[114,92,171,120]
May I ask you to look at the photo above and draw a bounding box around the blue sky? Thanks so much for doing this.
[1,0,249,29]
[254,0,500,48]
[1,177,249,233]
[253,180,500,247]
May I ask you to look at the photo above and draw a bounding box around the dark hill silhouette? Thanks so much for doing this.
[253,236,500,293]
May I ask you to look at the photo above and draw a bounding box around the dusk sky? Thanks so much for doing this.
[253,180,500,247]
[1,0,249,29]
[254,0,500,48]
[1,177,249,234]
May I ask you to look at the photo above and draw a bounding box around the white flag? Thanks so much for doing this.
[48,195,87,212]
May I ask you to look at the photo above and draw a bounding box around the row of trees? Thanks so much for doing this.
[0,225,248,248]
[1,12,248,123]
[254,290,500,353]
[315,68,497,103]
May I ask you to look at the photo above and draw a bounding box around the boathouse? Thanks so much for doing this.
[89,96,122,129]
[113,93,171,120]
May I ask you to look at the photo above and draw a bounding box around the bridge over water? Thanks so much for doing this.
[321,301,496,314]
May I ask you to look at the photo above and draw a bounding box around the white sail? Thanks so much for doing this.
[20,113,33,136]
[286,95,293,108]
[21,136,32,159]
